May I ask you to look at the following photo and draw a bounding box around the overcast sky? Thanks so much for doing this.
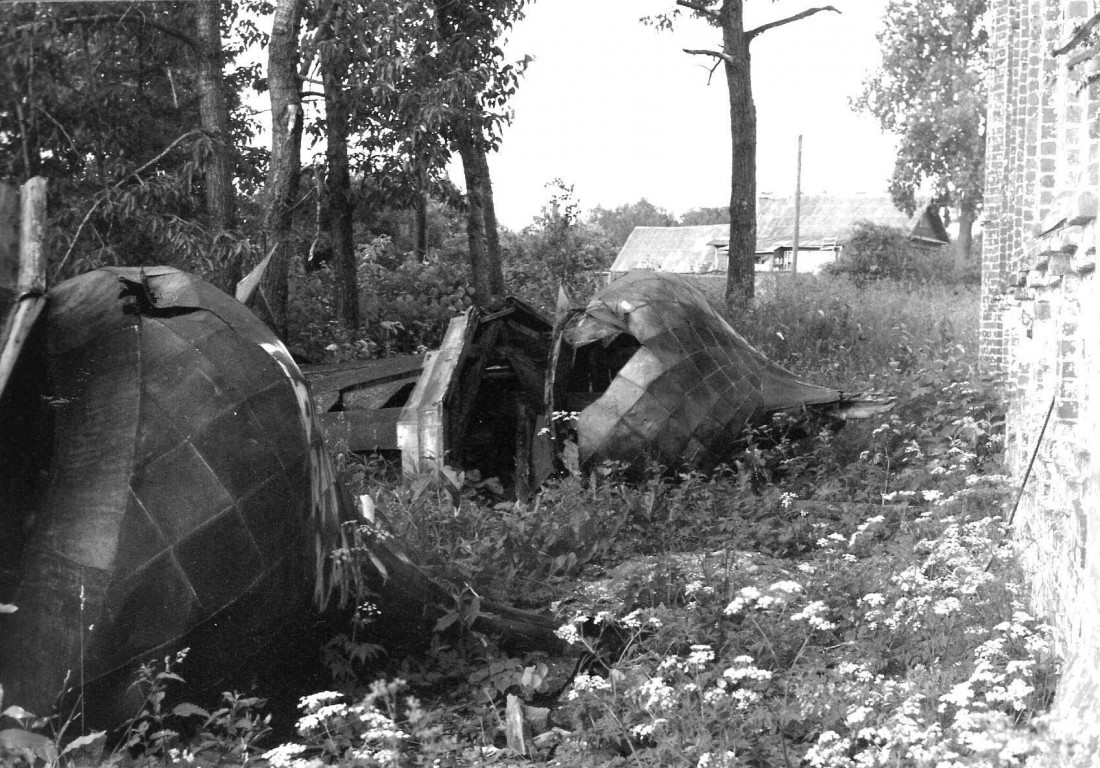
[484,0,898,229]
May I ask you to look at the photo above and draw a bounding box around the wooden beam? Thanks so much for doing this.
[317,408,402,452]
[0,178,48,398]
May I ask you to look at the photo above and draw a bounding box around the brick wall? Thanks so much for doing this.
[982,0,1100,739]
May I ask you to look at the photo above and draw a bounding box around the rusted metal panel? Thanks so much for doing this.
[560,270,883,472]
[0,267,345,729]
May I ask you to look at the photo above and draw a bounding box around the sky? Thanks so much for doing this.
[484,0,899,229]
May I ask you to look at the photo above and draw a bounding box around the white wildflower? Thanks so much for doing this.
[933,597,962,616]
[555,623,581,645]
[860,592,886,607]
[769,580,803,594]
[686,644,715,669]
[261,743,307,768]
[845,705,871,726]
[567,674,611,700]
[299,691,342,710]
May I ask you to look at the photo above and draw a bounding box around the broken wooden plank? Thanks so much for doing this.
[342,378,416,411]
[397,312,471,475]
[303,354,425,397]
[317,409,403,452]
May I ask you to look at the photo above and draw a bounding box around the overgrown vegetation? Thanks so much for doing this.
[822,223,978,289]
[5,274,1086,767]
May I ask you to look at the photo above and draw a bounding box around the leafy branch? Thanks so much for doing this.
[53,129,204,280]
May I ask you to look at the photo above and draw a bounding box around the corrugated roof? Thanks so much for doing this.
[608,225,729,273]
[756,194,942,251]
[610,195,950,273]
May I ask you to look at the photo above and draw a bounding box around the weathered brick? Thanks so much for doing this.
[985,0,1100,739]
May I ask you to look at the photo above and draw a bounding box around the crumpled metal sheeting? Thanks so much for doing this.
[0,267,339,729]
[564,270,846,471]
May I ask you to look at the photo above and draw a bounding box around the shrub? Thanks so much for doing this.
[824,221,956,286]
[287,243,475,362]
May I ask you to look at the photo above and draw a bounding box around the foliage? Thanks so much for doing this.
[0,649,272,768]
[738,270,978,389]
[856,0,987,225]
[287,243,476,362]
[587,198,675,250]
[0,2,263,283]
[503,180,616,313]
[822,223,964,288]
[678,206,730,226]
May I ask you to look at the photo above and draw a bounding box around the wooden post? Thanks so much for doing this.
[19,178,46,294]
[792,134,802,275]
[0,177,48,397]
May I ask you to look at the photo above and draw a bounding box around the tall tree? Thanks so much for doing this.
[431,0,528,308]
[856,0,986,265]
[259,0,305,339]
[195,0,241,292]
[317,1,359,328]
[651,1,839,307]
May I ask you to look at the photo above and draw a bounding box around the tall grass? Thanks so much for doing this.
[734,274,979,389]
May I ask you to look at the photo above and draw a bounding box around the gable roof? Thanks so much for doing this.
[609,195,950,274]
[608,225,729,274]
[756,194,949,251]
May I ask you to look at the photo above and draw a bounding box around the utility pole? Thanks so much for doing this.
[792,134,802,274]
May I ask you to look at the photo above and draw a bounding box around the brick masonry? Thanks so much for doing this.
[983,0,1100,738]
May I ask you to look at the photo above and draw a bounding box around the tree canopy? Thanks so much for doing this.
[589,198,676,249]
[856,0,987,262]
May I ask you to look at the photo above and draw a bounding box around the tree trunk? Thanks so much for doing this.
[456,131,504,308]
[955,198,976,268]
[415,189,428,259]
[195,0,240,294]
[722,1,756,309]
[320,23,359,329]
[259,0,304,339]
[473,141,502,274]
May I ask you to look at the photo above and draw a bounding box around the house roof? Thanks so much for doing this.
[608,195,950,274]
[608,225,730,274]
[756,194,949,251]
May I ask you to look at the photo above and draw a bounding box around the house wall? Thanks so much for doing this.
[753,249,839,274]
[982,0,1100,739]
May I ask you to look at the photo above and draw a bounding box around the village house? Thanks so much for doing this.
[607,194,950,283]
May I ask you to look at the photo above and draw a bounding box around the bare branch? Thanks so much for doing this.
[746,6,840,41]
[683,47,733,65]
[1053,10,1100,56]
[676,0,719,23]
[706,57,722,85]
